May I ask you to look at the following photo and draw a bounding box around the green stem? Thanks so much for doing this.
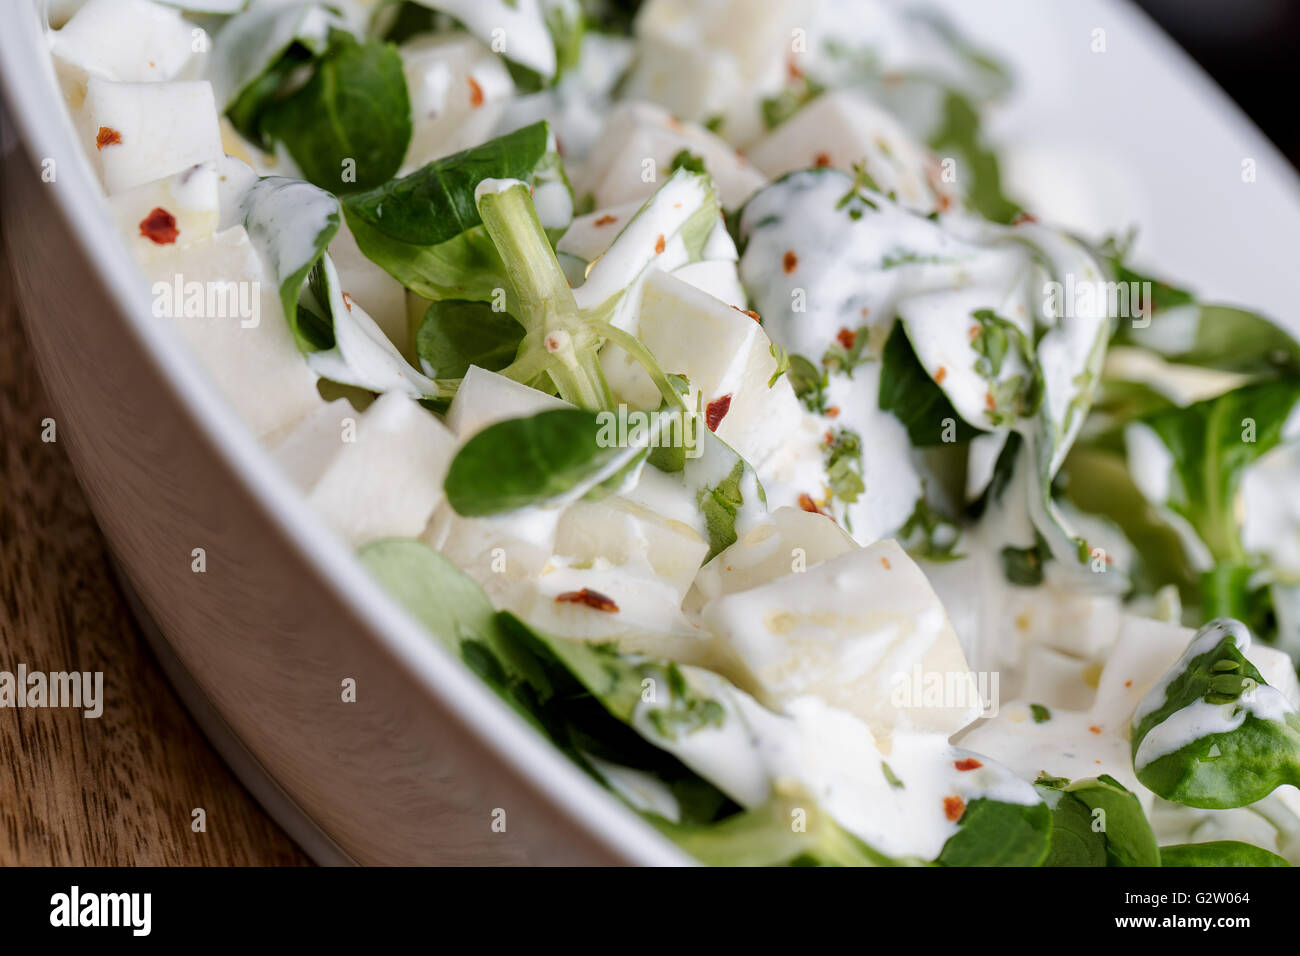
[1200,562,1254,621]
[595,322,690,411]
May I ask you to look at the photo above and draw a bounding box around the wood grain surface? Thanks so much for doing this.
[0,249,309,866]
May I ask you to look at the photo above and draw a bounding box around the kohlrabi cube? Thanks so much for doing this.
[1000,582,1123,662]
[445,365,569,439]
[604,270,802,469]
[692,506,857,605]
[667,260,746,310]
[521,564,719,667]
[555,200,645,262]
[328,222,409,357]
[1019,645,1097,712]
[51,0,200,86]
[576,102,765,209]
[400,33,514,172]
[701,539,982,737]
[139,225,326,442]
[106,161,219,257]
[271,393,459,547]
[555,497,710,603]
[422,502,560,613]
[625,0,803,145]
[747,89,957,216]
[83,78,224,194]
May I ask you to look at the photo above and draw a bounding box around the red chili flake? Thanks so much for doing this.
[823,430,835,445]
[654,234,666,255]
[555,589,619,612]
[797,493,823,515]
[138,207,178,245]
[787,56,803,81]
[1012,211,1038,225]
[96,126,122,150]
[937,193,952,212]
[1124,680,1133,688]
[341,292,355,313]
[1088,725,1102,735]
[468,75,484,107]
[880,556,892,570]
[835,327,856,350]
[969,325,981,341]
[825,406,840,419]
[783,250,798,274]
[731,305,761,323]
[954,758,983,772]
[814,153,832,168]
[706,394,732,432]
[594,214,618,227]
[935,365,948,384]
[985,390,996,410]
[943,796,966,822]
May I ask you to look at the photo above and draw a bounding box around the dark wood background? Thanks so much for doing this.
[0,251,308,866]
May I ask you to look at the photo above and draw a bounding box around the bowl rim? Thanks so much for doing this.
[1,0,690,866]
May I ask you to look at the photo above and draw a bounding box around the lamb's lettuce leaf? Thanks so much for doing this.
[340,123,569,314]
[443,408,650,516]
[209,0,344,120]
[879,320,983,446]
[1160,841,1290,867]
[343,122,557,248]
[260,30,411,192]
[297,254,445,397]
[234,174,341,351]
[1131,619,1300,809]
[1035,774,1160,867]
[935,797,1051,867]
[417,299,525,379]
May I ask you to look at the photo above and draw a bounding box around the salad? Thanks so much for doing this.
[44,0,1300,866]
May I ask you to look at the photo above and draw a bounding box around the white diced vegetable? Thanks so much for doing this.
[140,225,325,442]
[693,506,857,604]
[702,539,981,736]
[82,78,224,194]
[445,365,569,439]
[106,161,219,256]
[272,392,458,547]
[555,497,709,603]
[605,270,802,469]
[576,102,765,209]
[51,0,199,85]
[400,33,515,171]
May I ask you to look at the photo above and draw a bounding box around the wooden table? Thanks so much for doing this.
[0,252,309,866]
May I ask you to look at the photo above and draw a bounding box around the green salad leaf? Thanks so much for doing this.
[1131,619,1300,809]
[260,30,412,192]
[234,174,341,351]
[1160,840,1290,867]
[344,123,555,248]
[1036,774,1160,867]
[879,321,983,446]
[443,408,648,516]
[417,300,526,379]
[935,797,1051,866]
